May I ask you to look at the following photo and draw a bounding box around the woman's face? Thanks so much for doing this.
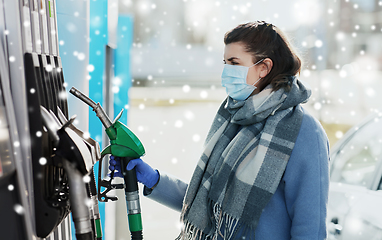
[223,42,272,93]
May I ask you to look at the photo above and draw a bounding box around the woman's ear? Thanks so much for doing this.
[259,58,273,78]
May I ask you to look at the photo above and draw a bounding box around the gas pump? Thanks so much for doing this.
[0,0,132,239]
[0,27,35,240]
[1,0,101,239]
[20,0,72,237]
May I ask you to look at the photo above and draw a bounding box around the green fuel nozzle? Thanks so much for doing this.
[70,87,145,240]
[69,87,145,158]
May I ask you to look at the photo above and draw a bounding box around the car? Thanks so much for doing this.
[327,112,382,239]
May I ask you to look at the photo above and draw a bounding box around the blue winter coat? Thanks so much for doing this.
[144,108,330,240]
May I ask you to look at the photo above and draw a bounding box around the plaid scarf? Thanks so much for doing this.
[177,78,311,240]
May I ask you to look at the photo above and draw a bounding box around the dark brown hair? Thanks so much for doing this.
[224,21,301,91]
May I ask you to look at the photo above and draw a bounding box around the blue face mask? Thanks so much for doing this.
[221,59,264,101]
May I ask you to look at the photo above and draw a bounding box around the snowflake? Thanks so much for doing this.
[83,175,91,183]
[82,132,90,139]
[200,91,208,99]
[77,53,86,61]
[14,204,24,215]
[315,40,323,48]
[314,102,322,110]
[87,64,95,72]
[39,157,47,166]
[175,120,183,128]
[182,85,191,93]
[184,110,195,120]
[192,134,201,142]
[335,131,343,139]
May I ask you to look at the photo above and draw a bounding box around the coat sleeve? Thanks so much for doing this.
[284,111,330,240]
[143,171,188,212]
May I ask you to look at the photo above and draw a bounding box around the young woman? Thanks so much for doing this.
[110,21,330,240]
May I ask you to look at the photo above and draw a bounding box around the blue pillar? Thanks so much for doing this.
[89,0,108,143]
[114,15,134,124]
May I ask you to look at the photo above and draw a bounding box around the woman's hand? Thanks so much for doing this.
[109,156,159,189]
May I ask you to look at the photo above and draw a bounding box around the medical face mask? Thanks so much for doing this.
[221,59,264,101]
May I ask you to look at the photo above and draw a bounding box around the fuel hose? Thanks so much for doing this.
[121,157,143,239]
[87,169,103,240]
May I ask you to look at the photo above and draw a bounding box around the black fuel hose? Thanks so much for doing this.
[121,157,143,240]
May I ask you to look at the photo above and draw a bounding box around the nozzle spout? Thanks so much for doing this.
[69,87,113,129]
[69,87,97,109]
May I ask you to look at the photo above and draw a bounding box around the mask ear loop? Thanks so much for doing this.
[254,58,265,66]
[250,58,265,86]
[252,77,262,86]
[248,58,265,68]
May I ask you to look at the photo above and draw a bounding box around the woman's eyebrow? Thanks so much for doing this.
[227,57,239,62]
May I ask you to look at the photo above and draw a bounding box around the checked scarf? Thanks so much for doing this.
[177,77,311,240]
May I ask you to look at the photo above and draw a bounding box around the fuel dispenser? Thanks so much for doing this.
[0,0,137,239]
[0,28,35,240]
[0,0,101,239]
[21,0,72,237]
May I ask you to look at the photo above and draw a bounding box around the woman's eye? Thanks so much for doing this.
[231,62,239,65]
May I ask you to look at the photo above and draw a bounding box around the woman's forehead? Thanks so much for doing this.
[224,42,252,60]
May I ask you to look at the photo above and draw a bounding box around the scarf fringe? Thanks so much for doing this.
[177,202,255,240]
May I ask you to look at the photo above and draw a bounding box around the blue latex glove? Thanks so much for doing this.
[109,156,159,189]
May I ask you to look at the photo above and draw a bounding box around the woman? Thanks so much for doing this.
[110,21,330,240]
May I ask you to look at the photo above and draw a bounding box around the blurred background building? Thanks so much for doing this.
[119,0,382,81]
[116,0,382,127]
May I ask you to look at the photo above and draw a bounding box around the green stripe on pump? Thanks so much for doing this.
[48,1,51,18]
[95,219,102,238]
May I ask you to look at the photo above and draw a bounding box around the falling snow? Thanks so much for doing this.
[59,91,67,100]
[87,64,95,72]
[83,175,91,183]
[182,85,191,93]
[85,198,93,208]
[45,64,53,72]
[39,157,47,165]
[14,204,24,215]
[174,120,183,128]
